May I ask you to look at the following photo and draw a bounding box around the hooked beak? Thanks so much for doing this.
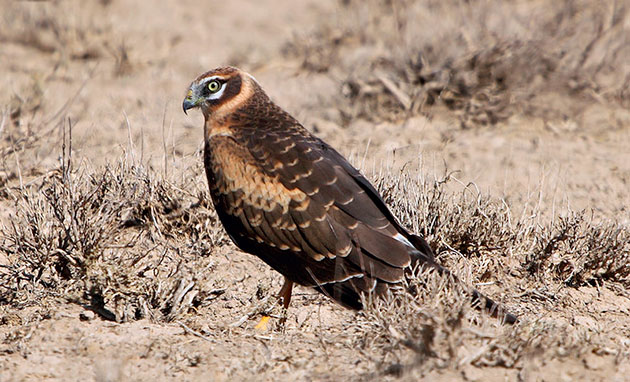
[182,89,199,115]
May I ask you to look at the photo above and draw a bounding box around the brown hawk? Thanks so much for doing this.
[183,67,516,324]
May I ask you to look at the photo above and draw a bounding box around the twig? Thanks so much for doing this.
[123,110,135,164]
[0,109,7,140]
[458,344,491,367]
[176,321,214,342]
[8,133,24,191]
[161,101,168,177]
[230,313,251,328]
[170,279,195,312]
[375,71,411,110]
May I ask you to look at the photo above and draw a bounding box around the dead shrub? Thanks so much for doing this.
[375,168,630,289]
[354,266,592,378]
[0,2,107,60]
[373,170,523,285]
[0,153,226,322]
[287,0,630,126]
[351,171,627,377]
[527,213,630,288]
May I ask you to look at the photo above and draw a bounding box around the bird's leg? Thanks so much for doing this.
[278,277,294,310]
[255,277,294,331]
[277,277,293,328]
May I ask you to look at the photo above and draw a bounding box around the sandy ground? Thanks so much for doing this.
[1,1,629,381]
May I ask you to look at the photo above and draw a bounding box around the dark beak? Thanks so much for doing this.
[182,98,196,115]
[182,89,198,115]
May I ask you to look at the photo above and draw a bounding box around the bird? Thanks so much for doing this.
[182,66,517,324]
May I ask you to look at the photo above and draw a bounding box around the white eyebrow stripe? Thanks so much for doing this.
[201,75,226,83]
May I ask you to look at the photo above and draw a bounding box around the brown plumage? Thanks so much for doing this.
[183,67,517,324]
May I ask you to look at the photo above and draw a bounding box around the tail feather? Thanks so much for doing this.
[471,288,518,324]
[409,254,519,325]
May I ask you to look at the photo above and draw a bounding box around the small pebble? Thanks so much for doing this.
[79,310,96,321]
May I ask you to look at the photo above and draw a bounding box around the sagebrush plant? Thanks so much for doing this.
[370,166,630,289]
[0,1,113,63]
[0,151,228,322]
[528,213,630,288]
[2,152,628,321]
[352,265,606,378]
[353,169,630,376]
[286,0,630,125]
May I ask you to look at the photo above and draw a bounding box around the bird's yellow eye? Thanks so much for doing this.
[208,80,221,93]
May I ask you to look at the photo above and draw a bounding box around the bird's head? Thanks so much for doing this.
[182,66,258,119]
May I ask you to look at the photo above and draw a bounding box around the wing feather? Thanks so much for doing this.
[247,127,431,279]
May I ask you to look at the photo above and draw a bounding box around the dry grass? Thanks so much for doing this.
[354,267,602,379]
[0,1,112,62]
[355,303,622,381]
[1,90,629,382]
[348,169,630,377]
[286,0,630,127]
[1,0,630,380]
[2,143,628,369]
[0,125,227,322]
[372,167,630,289]
[528,213,630,288]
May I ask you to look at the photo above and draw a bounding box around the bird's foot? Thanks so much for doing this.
[254,280,293,332]
[254,315,271,331]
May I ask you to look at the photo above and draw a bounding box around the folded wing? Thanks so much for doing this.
[206,123,437,309]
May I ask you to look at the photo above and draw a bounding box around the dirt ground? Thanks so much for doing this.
[1,0,630,381]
